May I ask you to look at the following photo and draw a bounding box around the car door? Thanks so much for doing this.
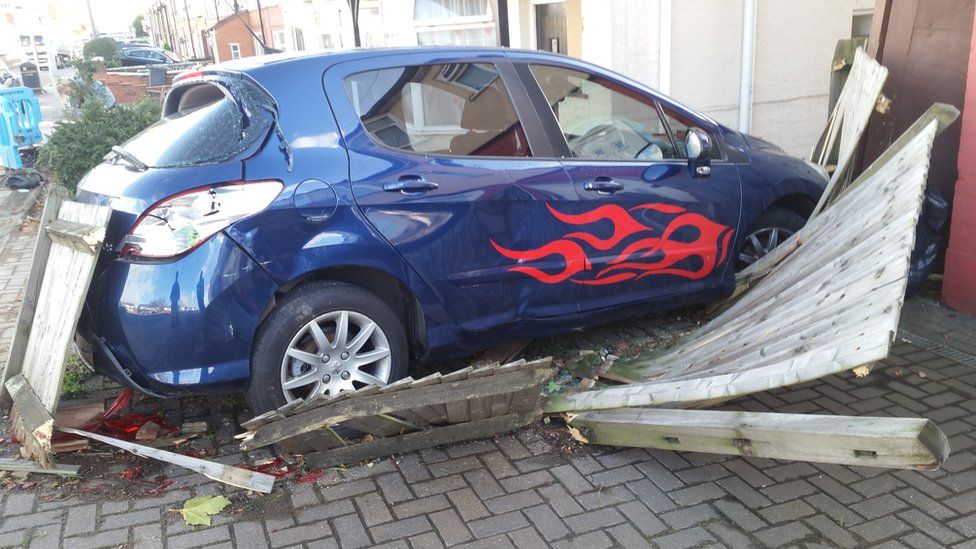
[517,61,742,311]
[324,54,580,333]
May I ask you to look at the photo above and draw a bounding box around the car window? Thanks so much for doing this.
[344,63,531,157]
[659,104,723,160]
[528,64,677,161]
[120,78,275,168]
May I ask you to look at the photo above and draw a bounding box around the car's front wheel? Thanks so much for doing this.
[246,281,408,414]
[735,206,807,271]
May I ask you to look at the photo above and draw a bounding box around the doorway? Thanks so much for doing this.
[535,2,567,54]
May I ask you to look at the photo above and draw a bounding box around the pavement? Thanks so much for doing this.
[0,290,972,549]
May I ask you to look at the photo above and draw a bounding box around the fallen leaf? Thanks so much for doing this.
[852,365,872,378]
[180,495,232,526]
[918,371,928,379]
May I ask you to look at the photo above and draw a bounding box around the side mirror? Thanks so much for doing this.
[685,128,712,178]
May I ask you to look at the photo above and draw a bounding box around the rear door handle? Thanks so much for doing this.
[383,176,439,194]
[583,177,623,195]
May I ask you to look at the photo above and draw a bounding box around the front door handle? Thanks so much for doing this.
[583,177,624,195]
[383,176,439,194]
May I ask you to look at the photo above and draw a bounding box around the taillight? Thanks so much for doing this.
[121,181,282,259]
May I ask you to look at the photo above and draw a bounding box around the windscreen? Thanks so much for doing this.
[120,76,275,168]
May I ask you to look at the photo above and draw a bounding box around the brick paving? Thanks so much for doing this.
[0,295,971,548]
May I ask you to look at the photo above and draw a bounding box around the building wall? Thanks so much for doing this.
[750,0,875,156]
[509,0,874,157]
[214,17,259,62]
[943,10,976,314]
[670,0,744,129]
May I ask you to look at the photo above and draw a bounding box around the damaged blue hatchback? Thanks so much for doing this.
[75,48,827,413]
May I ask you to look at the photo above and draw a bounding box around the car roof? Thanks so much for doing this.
[215,46,578,75]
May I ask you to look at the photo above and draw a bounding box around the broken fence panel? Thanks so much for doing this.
[546,117,941,414]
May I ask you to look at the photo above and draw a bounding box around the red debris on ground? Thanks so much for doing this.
[240,458,300,479]
[143,479,175,496]
[296,472,325,483]
[120,466,143,481]
[118,465,174,495]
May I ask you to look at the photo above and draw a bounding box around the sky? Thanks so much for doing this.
[48,0,152,38]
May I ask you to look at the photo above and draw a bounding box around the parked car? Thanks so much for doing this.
[75,48,827,413]
[119,47,184,67]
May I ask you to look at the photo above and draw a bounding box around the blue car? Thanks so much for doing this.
[75,48,827,413]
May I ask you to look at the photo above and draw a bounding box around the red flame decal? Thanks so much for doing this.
[491,202,734,285]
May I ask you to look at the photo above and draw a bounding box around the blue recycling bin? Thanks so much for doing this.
[0,86,43,170]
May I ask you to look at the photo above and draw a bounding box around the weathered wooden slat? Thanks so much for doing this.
[0,185,68,406]
[306,412,540,468]
[812,47,889,214]
[546,119,939,413]
[60,427,276,493]
[0,458,80,476]
[571,408,949,471]
[243,367,554,450]
[44,219,104,254]
[21,201,111,414]
[5,374,54,466]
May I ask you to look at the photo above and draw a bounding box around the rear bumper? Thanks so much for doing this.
[77,232,279,397]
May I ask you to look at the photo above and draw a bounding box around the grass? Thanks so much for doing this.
[61,352,93,398]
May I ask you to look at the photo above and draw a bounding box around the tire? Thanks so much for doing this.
[245,281,409,414]
[735,206,807,272]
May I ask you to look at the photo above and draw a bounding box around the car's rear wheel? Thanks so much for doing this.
[735,207,807,271]
[246,281,408,414]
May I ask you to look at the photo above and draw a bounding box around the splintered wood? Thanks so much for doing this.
[239,358,555,467]
[3,192,111,466]
[811,47,889,213]
[546,118,940,414]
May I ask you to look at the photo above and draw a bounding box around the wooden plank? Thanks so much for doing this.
[0,185,69,407]
[306,412,540,468]
[5,374,55,466]
[243,366,554,450]
[546,119,939,414]
[45,219,104,254]
[0,458,80,476]
[59,427,276,493]
[571,408,949,471]
[812,47,889,215]
[20,201,111,414]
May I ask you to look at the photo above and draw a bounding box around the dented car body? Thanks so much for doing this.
[74,48,825,409]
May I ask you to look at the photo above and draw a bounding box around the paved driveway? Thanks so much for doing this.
[1,297,975,549]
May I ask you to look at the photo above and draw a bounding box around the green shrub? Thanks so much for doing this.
[82,37,120,67]
[37,100,160,191]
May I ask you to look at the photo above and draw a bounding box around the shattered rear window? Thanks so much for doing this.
[120,76,275,168]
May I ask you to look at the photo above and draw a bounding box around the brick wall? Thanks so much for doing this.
[944,17,976,314]
[93,69,175,104]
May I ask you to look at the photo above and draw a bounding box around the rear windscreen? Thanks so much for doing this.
[120,77,274,168]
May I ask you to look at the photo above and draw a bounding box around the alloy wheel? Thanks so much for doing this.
[280,310,392,402]
[736,227,795,270]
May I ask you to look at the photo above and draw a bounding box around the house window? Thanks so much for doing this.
[320,34,333,49]
[413,0,497,47]
[275,30,286,48]
[294,27,305,51]
[230,43,241,59]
